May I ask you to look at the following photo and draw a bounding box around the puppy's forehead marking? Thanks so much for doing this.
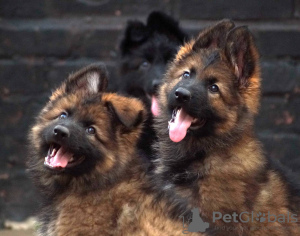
[174,50,220,80]
[186,51,221,79]
[83,95,102,105]
[204,51,220,68]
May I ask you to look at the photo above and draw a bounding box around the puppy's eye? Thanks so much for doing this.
[182,71,190,79]
[59,112,68,119]
[139,61,150,70]
[86,127,96,135]
[209,84,219,93]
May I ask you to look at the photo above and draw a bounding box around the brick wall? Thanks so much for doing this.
[0,0,299,225]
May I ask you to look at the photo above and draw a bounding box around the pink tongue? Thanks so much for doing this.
[50,147,72,168]
[169,109,193,142]
[151,96,159,116]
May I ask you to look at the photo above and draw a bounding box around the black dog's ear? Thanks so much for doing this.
[105,96,145,130]
[193,19,235,51]
[147,11,188,44]
[225,26,259,88]
[120,20,149,56]
[65,64,108,95]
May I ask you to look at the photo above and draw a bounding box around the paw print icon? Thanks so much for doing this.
[255,212,266,222]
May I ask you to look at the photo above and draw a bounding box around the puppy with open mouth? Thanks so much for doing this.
[28,64,147,235]
[152,20,300,235]
[28,64,199,236]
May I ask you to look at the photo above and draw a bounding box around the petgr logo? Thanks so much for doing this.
[180,209,298,234]
[213,211,298,223]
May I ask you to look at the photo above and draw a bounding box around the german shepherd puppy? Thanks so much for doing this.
[27,64,146,235]
[152,20,300,235]
[110,11,189,157]
[27,64,195,236]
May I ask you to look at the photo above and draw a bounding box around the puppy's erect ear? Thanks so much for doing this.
[120,20,149,56]
[193,19,235,51]
[105,95,145,131]
[65,64,108,95]
[225,26,259,88]
[147,11,188,44]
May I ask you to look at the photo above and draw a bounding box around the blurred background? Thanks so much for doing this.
[0,0,299,233]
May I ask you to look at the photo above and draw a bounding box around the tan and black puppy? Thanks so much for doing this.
[28,64,146,235]
[28,64,196,236]
[152,20,300,235]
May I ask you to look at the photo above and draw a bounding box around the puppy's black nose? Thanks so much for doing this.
[152,79,161,94]
[175,87,191,103]
[53,125,70,139]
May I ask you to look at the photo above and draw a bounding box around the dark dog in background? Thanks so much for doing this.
[109,11,189,157]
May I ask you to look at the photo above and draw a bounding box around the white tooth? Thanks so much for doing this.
[51,148,56,157]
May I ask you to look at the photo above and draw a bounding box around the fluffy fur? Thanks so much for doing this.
[27,64,197,236]
[152,20,300,235]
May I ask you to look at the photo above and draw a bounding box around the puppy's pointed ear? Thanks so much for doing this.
[225,26,259,88]
[120,20,149,56]
[105,96,145,131]
[193,19,234,50]
[65,64,108,95]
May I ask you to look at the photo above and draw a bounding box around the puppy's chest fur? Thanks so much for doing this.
[43,177,143,236]
[40,171,193,236]
[155,136,300,235]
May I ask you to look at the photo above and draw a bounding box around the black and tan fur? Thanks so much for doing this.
[27,64,198,236]
[152,20,300,235]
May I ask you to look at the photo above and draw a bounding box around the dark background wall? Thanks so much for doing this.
[0,0,299,226]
